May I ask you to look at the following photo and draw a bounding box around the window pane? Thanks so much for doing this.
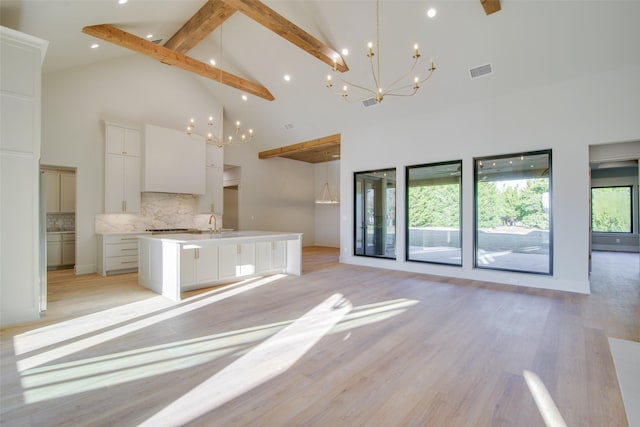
[354,169,396,259]
[407,161,462,265]
[475,151,552,274]
[591,187,632,232]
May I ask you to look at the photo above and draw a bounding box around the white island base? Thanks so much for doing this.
[138,231,303,301]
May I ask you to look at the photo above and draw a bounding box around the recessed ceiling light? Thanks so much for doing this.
[341,48,349,56]
[90,43,99,49]
[146,34,153,39]
[284,74,291,82]
[427,8,436,18]
[241,95,248,101]
[209,59,216,66]
[118,0,128,4]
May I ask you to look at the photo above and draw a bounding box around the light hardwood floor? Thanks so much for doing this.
[1,248,638,426]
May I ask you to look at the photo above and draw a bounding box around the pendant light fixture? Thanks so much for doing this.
[325,0,435,104]
[316,154,339,204]
[186,24,254,146]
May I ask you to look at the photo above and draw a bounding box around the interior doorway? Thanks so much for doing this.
[223,165,241,231]
[589,141,640,282]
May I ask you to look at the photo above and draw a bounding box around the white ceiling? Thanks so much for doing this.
[2,0,640,152]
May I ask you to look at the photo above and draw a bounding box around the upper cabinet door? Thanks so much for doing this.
[123,129,141,157]
[44,170,60,213]
[60,173,76,212]
[106,124,140,156]
[106,125,125,155]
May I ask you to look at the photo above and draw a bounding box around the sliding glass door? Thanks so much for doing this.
[354,169,396,258]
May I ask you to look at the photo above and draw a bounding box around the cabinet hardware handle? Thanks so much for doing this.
[122,248,137,251]
[195,248,199,259]
[124,200,127,211]
[122,261,138,265]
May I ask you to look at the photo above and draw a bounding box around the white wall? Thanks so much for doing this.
[339,64,640,294]
[41,55,223,274]
[314,160,340,247]
[222,138,316,246]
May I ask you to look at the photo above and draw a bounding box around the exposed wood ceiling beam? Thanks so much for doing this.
[258,134,341,164]
[82,24,274,101]
[164,0,237,54]
[481,0,501,15]
[221,0,349,73]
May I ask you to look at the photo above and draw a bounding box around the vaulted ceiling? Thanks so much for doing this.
[2,0,638,160]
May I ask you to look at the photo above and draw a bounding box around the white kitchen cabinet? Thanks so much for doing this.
[137,232,302,301]
[47,232,75,268]
[43,169,75,213]
[1,27,48,326]
[60,173,76,212]
[256,240,286,274]
[180,246,219,287]
[199,145,224,214]
[105,123,141,213]
[46,235,62,268]
[218,243,255,281]
[97,233,147,275]
[143,124,205,195]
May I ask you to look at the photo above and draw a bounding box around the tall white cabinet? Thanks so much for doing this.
[198,144,224,214]
[0,26,48,327]
[105,123,141,213]
[199,144,224,214]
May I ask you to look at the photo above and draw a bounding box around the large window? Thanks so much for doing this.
[406,161,462,265]
[354,169,396,259]
[474,150,552,274]
[591,186,633,233]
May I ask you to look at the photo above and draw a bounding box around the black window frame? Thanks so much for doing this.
[473,149,553,275]
[353,168,397,260]
[591,185,634,234]
[405,160,463,266]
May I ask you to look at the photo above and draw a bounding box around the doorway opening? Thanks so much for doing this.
[223,165,241,231]
[40,166,77,271]
[589,142,640,283]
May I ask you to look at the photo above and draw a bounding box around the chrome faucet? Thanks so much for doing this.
[208,213,218,233]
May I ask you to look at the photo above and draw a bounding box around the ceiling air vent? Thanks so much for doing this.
[283,123,295,130]
[469,63,493,79]
[362,97,378,108]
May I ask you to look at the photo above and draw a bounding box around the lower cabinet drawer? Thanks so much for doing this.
[106,243,138,257]
[105,255,139,271]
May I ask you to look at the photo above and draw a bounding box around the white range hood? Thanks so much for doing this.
[142,124,205,195]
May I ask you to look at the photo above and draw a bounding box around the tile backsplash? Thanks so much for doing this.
[95,193,221,233]
[48,213,75,231]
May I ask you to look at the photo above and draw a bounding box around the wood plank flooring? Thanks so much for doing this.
[1,247,638,426]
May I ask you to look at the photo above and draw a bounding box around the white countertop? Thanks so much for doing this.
[138,230,302,244]
[96,231,152,236]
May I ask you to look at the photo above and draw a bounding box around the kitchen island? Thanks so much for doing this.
[138,231,303,301]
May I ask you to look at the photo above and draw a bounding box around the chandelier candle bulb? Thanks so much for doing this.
[208,116,213,126]
[367,42,374,57]
[413,44,420,58]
